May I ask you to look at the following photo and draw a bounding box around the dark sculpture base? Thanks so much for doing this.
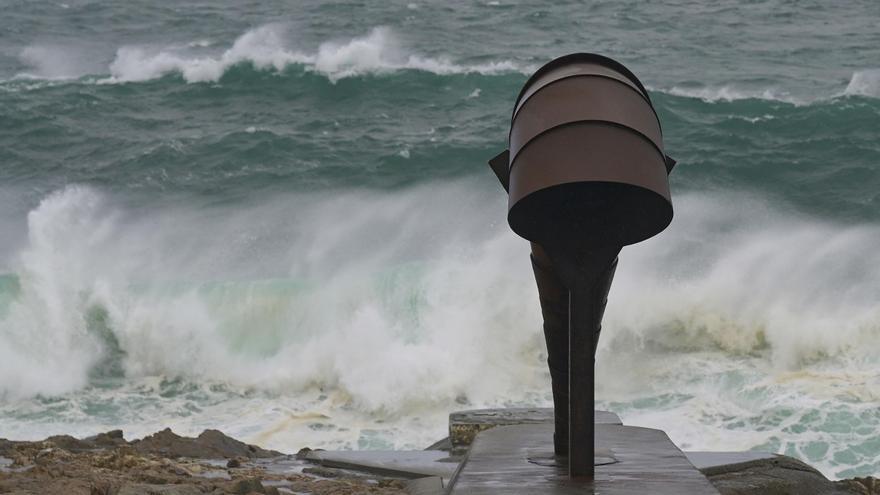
[527,450,618,467]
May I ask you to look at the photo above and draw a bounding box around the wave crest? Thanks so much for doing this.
[663,70,880,104]
[0,186,113,398]
[664,85,804,104]
[0,183,544,410]
[102,25,527,84]
[603,194,880,368]
[4,184,880,417]
[844,69,880,98]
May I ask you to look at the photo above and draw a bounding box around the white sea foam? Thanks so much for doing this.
[3,185,880,476]
[665,85,804,104]
[605,193,880,366]
[0,187,113,398]
[16,44,104,80]
[664,70,880,104]
[105,25,304,83]
[5,187,880,398]
[102,25,526,84]
[0,183,544,411]
[843,69,880,98]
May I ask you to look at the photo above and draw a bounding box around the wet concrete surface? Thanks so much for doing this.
[302,449,459,481]
[448,423,720,494]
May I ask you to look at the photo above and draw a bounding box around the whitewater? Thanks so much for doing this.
[3,183,880,477]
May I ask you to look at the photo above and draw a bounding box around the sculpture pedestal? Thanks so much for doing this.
[448,422,720,494]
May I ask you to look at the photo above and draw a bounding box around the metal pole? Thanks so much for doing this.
[568,282,596,478]
[543,246,618,479]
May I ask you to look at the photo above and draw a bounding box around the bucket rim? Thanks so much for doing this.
[513,53,652,114]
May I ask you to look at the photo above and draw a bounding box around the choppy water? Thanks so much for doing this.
[1,0,879,480]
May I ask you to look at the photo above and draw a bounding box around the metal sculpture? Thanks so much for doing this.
[487,53,676,479]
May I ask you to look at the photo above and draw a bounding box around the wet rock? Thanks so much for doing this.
[116,483,206,495]
[90,479,124,495]
[294,447,314,460]
[131,429,281,459]
[0,438,19,456]
[46,434,96,452]
[228,477,265,494]
[226,477,280,494]
[302,466,343,478]
[87,430,128,448]
[839,477,880,495]
[0,430,406,495]
[703,455,874,495]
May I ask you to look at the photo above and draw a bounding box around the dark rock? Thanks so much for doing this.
[87,430,128,447]
[302,466,342,478]
[46,435,96,452]
[0,438,19,456]
[131,429,281,460]
[117,483,206,495]
[840,477,880,494]
[703,455,869,495]
[294,447,313,460]
[195,430,280,459]
[0,430,406,495]
[378,478,408,489]
[137,470,174,485]
[90,479,118,495]
[228,477,265,494]
[225,458,241,468]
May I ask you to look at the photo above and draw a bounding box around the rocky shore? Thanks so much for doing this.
[702,455,879,495]
[0,429,410,495]
[1,425,878,495]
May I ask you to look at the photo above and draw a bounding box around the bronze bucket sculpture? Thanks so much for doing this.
[488,53,676,478]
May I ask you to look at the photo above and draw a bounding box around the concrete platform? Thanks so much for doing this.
[448,423,720,494]
[449,408,621,449]
[302,450,459,481]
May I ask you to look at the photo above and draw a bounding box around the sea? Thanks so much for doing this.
[1,0,879,481]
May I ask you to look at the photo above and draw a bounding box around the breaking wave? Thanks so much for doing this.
[3,185,880,402]
[664,85,804,104]
[844,69,880,98]
[0,184,544,407]
[100,25,528,84]
[663,70,880,104]
[602,193,880,367]
[4,185,880,476]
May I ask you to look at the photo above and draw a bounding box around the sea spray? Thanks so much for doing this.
[604,193,880,366]
[844,69,880,99]
[0,187,112,398]
[0,183,546,410]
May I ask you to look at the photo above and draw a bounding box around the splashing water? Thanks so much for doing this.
[2,185,880,478]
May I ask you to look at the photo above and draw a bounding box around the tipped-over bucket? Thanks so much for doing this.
[496,53,673,248]
[486,53,678,479]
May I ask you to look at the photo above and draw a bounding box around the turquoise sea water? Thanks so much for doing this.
[1,0,879,479]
